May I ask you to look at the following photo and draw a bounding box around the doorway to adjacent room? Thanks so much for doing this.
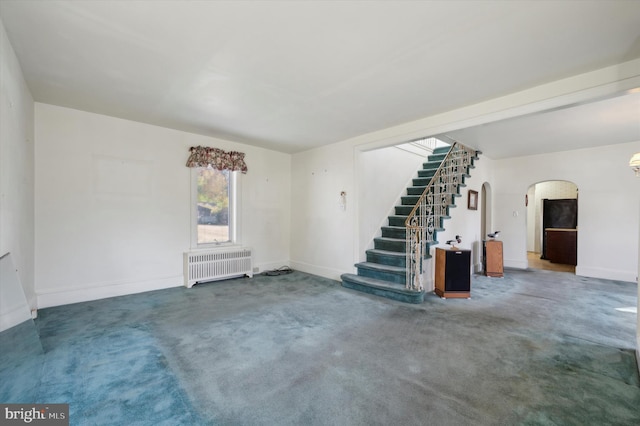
[526,180,578,273]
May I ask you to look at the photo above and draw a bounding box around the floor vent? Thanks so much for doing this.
[184,247,253,288]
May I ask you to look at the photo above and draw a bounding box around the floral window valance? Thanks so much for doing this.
[186,146,248,173]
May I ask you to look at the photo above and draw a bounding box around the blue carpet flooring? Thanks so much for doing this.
[1,269,639,425]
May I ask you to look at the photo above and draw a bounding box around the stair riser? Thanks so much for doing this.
[423,164,472,175]
[341,279,424,304]
[401,196,420,206]
[414,177,465,188]
[374,239,405,252]
[388,216,407,227]
[427,154,446,162]
[366,252,406,267]
[433,147,451,155]
[407,187,426,196]
[382,227,406,239]
[395,206,414,216]
[416,170,469,184]
[417,170,437,178]
[397,205,453,220]
[357,267,406,285]
[389,216,448,230]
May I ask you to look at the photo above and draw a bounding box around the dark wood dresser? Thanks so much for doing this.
[545,228,577,265]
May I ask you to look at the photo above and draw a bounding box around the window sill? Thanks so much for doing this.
[193,242,240,251]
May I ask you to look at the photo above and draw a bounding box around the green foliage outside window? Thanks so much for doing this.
[197,169,229,222]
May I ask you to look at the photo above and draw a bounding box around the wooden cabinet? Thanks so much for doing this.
[545,228,577,265]
[483,240,503,277]
[435,248,471,298]
[542,199,577,260]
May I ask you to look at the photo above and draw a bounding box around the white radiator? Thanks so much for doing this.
[184,247,253,288]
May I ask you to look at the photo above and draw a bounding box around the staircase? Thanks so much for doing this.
[341,142,480,303]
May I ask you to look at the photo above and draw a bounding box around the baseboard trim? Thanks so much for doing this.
[504,259,528,269]
[422,277,435,293]
[289,261,345,281]
[575,266,636,283]
[37,275,183,308]
[0,305,33,333]
[254,261,291,275]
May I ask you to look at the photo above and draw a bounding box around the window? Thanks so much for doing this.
[186,145,246,247]
[193,168,236,246]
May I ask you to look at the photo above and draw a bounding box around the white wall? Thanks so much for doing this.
[432,156,493,277]
[357,146,426,259]
[0,253,32,331]
[526,185,537,252]
[493,141,640,282]
[35,104,291,307]
[0,19,35,316]
[289,141,356,279]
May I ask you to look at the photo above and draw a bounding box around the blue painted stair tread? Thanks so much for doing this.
[355,262,406,285]
[366,249,406,267]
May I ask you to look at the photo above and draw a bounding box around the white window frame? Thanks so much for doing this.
[190,168,241,249]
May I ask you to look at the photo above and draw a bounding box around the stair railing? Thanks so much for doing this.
[404,142,478,291]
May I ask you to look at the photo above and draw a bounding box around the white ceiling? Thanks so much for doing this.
[446,91,640,159]
[1,0,640,156]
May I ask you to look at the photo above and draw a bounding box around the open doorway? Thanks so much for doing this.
[526,180,578,273]
[478,182,493,274]
[481,183,490,244]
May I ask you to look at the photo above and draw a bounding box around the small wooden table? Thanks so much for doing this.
[483,240,504,277]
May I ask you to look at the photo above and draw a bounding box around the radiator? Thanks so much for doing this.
[184,247,253,288]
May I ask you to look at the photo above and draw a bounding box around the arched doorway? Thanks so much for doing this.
[526,180,578,273]
[481,182,491,241]
[479,182,492,273]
